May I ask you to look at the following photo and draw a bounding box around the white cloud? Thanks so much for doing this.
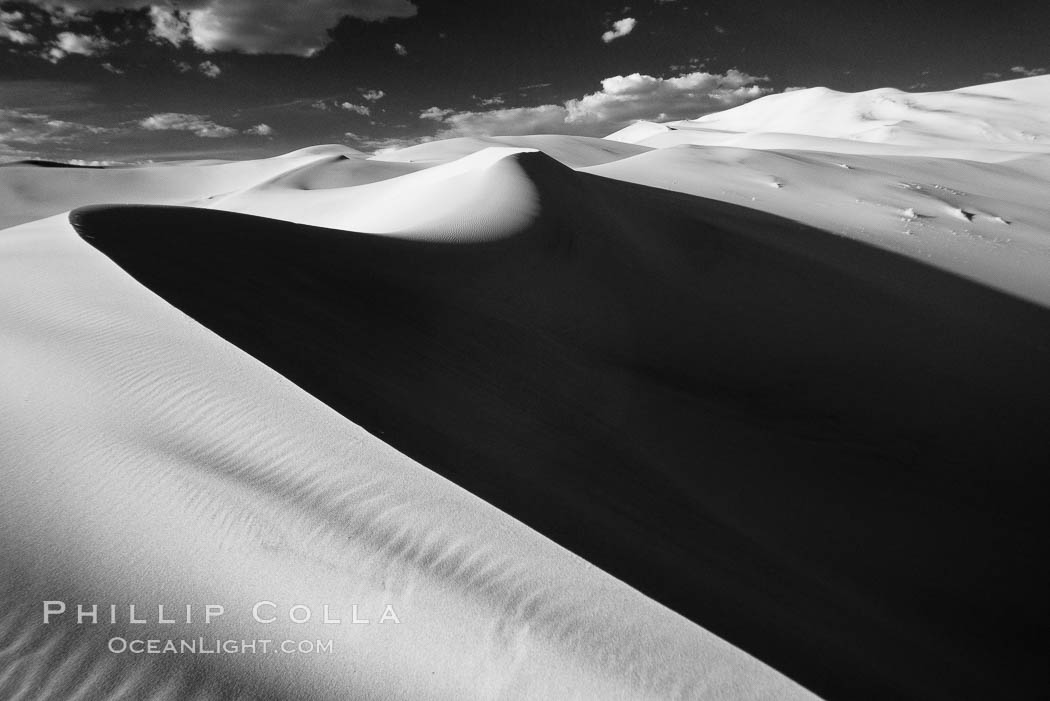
[139,112,238,138]
[173,59,222,78]
[47,31,114,61]
[564,69,768,125]
[101,62,125,74]
[421,69,770,139]
[0,10,37,45]
[360,88,385,101]
[344,131,426,153]
[198,60,221,78]
[1010,65,1047,77]
[419,106,454,121]
[148,5,188,45]
[246,123,274,136]
[601,17,636,43]
[340,102,371,115]
[20,1,418,56]
[0,107,115,161]
[393,41,407,56]
[428,104,568,137]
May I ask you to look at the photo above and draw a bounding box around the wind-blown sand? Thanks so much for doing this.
[3,75,1050,700]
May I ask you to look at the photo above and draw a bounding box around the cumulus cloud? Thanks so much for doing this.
[16,0,418,56]
[344,131,424,153]
[139,112,238,138]
[198,60,221,78]
[419,106,454,121]
[245,123,274,136]
[174,59,222,78]
[340,102,371,115]
[0,10,37,45]
[421,69,769,140]
[393,41,407,56]
[148,5,188,45]
[360,88,385,101]
[564,69,768,125]
[0,107,115,161]
[427,104,569,137]
[1010,65,1047,77]
[47,31,114,61]
[601,17,636,43]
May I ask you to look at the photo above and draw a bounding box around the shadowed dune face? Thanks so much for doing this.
[73,152,1050,700]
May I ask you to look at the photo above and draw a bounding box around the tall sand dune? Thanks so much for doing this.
[0,213,812,700]
[610,75,1050,162]
[70,149,1050,699]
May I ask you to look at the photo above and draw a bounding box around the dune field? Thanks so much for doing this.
[2,75,1049,700]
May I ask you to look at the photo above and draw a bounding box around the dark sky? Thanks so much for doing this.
[1,0,1047,161]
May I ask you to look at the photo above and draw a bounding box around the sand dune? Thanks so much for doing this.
[609,75,1050,162]
[0,212,811,700]
[584,146,1050,306]
[3,75,1050,700]
[0,147,395,231]
[72,148,1050,700]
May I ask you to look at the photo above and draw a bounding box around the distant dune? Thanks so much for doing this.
[3,76,1050,700]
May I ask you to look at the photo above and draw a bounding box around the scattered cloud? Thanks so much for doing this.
[1010,65,1047,77]
[245,123,274,136]
[601,17,636,43]
[425,104,568,137]
[419,106,454,121]
[476,95,505,107]
[359,88,385,101]
[47,32,114,61]
[565,69,768,126]
[101,62,125,75]
[393,41,407,56]
[0,106,115,161]
[198,60,222,78]
[174,59,223,78]
[344,131,424,153]
[340,102,371,115]
[139,112,239,138]
[14,0,419,56]
[419,69,769,139]
[148,5,189,45]
[0,10,37,45]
